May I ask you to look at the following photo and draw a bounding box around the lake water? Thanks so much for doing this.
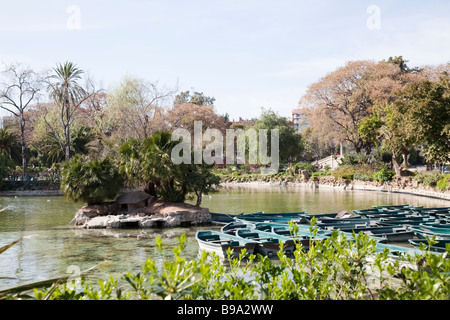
[1,185,449,290]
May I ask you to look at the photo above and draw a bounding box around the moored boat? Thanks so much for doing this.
[235,228,296,257]
[221,221,256,234]
[195,230,257,259]
[209,212,241,224]
[236,215,308,224]
[337,226,415,242]
[408,225,450,240]
[375,242,423,257]
[408,239,450,253]
[245,211,308,218]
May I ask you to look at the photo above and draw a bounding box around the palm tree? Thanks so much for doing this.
[47,62,86,161]
[60,154,122,204]
[142,131,188,202]
[0,128,21,165]
[118,131,187,202]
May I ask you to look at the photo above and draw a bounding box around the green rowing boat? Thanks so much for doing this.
[195,230,257,259]
[235,228,296,257]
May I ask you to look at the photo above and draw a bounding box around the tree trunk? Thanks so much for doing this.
[146,182,157,198]
[402,149,409,168]
[21,135,26,174]
[65,127,70,161]
[18,115,26,174]
[64,88,71,161]
[392,150,403,176]
[196,192,202,206]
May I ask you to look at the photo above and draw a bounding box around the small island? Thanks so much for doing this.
[71,190,211,229]
[61,131,220,230]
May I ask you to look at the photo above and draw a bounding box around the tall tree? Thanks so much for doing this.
[107,75,174,139]
[45,62,96,161]
[301,59,425,155]
[0,62,40,173]
[165,102,229,136]
[381,102,416,175]
[395,75,450,165]
[358,73,450,175]
[254,108,304,162]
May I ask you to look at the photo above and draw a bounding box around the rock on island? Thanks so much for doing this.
[70,191,212,229]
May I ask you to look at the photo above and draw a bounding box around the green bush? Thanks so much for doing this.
[332,165,355,180]
[340,153,370,166]
[0,153,14,189]
[372,168,395,182]
[288,162,316,176]
[414,172,442,187]
[60,154,123,204]
[311,171,332,177]
[436,174,450,191]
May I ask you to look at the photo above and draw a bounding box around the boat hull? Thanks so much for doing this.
[196,230,257,259]
[236,229,297,257]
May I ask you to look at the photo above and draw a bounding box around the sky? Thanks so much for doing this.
[1,0,449,121]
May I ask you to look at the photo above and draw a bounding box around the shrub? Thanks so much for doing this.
[353,164,382,182]
[0,153,14,189]
[60,154,123,204]
[340,153,370,165]
[332,165,355,180]
[414,172,442,187]
[353,172,372,181]
[372,168,395,182]
[436,174,450,191]
[311,171,332,177]
[288,162,316,176]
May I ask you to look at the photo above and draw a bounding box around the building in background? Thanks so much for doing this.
[291,108,308,132]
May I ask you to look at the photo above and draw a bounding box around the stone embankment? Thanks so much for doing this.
[71,197,211,229]
[220,171,450,201]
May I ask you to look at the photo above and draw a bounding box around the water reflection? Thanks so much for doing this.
[0,187,449,290]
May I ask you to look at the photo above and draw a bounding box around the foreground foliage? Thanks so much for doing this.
[20,227,450,300]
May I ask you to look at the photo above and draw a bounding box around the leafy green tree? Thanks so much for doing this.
[185,164,221,206]
[254,108,304,163]
[358,108,384,150]
[394,75,450,164]
[60,154,122,204]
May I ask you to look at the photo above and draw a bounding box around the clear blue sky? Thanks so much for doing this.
[1,0,449,121]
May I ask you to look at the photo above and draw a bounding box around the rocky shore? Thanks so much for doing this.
[70,196,212,229]
[220,173,450,201]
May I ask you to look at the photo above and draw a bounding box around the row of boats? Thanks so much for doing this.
[195,204,450,260]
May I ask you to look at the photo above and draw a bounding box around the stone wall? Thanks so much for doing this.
[220,174,450,200]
